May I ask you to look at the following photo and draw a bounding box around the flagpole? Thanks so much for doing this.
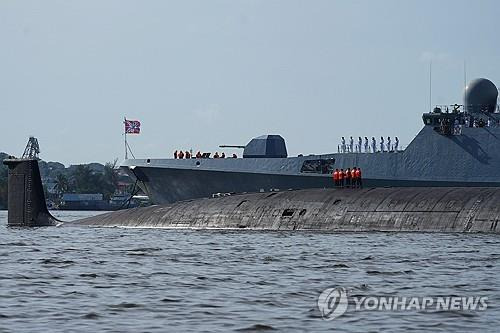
[124,117,128,160]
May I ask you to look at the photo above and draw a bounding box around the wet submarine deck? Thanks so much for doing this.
[4,158,500,233]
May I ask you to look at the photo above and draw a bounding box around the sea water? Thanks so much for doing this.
[0,211,499,332]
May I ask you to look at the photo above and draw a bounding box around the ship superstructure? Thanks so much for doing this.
[122,78,500,204]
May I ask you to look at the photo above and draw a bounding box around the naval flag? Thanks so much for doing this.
[124,119,141,134]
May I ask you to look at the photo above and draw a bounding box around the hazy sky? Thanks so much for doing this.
[1,0,499,165]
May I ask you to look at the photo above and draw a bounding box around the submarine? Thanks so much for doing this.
[121,78,500,205]
[4,157,500,233]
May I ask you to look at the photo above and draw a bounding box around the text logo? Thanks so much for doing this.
[317,287,348,320]
[317,287,488,320]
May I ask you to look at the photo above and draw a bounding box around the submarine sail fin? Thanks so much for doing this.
[3,158,59,227]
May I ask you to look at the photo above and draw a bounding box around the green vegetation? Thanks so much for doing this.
[65,161,119,200]
[54,173,70,195]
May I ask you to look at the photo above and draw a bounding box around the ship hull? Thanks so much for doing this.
[122,126,500,205]
[129,167,334,204]
[125,166,500,205]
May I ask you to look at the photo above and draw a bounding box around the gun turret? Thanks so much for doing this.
[218,145,245,149]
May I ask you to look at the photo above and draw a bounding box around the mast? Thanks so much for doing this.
[124,117,128,159]
[463,60,467,91]
[463,60,467,112]
[429,61,432,112]
[22,137,41,159]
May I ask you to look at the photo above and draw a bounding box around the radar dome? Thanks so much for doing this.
[464,78,498,113]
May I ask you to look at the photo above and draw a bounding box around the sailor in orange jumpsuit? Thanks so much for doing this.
[356,167,362,188]
[339,169,345,188]
[345,168,352,188]
[351,167,358,188]
[333,169,339,187]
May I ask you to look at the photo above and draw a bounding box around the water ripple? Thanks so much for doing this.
[0,211,499,332]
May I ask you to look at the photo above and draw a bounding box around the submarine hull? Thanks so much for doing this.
[75,187,500,233]
[5,158,500,233]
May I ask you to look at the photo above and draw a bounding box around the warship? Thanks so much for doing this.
[121,78,500,205]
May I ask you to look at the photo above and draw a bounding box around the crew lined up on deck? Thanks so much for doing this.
[338,136,399,153]
[174,150,237,159]
[332,167,363,188]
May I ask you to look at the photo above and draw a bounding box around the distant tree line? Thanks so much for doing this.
[51,161,119,200]
[0,153,125,209]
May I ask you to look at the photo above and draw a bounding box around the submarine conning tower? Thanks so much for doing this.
[464,78,498,113]
[3,158,58,227]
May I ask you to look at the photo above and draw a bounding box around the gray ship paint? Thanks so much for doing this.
[4,158,500,233]
[122,78,500,205]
